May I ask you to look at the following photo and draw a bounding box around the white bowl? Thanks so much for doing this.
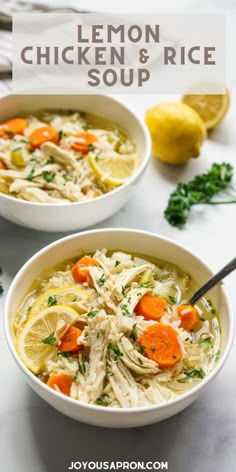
[0,94,150,231]
[4,229,234,428]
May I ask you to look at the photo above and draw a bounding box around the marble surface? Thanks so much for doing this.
[1,1,236,471]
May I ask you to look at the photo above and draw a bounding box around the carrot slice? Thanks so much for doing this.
[176,304,200,331]
[0,118,28,138]
[29,126,59,149]
[47,373,73,396]
[71,255,100,283]
[134,295,168,321]
[139,323,182,368]
[59,325,83,353]
[0,160,7,170]
[71,132,98,154]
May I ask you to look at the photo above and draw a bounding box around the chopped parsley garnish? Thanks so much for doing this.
[120,303,132,317]
[45,156,54,165]
[97,273,106,286]
[58,130,67,141]
[115,260,121,267]
[173,355,177,359]
[47,295,57,307]
[151,345,155,353]
[121,286,127,297]
[215,350,221,361]
[42,171,56,183]
[41,331,56,346]
[168,295,176,304]
[107,370,114,377]
[73,375,78,382]
[19,139,27,143]
[130,324,138,342]
[95,395,109,406]
[177,379,187,383]
[4,130,13,135]
[27,306,32,313]
[96,332,100,339]
[164,162,236,228]
[96,397,105,405]
[82,125,91,131]
[72,297,77,302]
[199,337,213,350]
[108,343,123,358]
[26,167,35,181]
[140,281,153,288]
[78,363,86,374]
[12,146,22,152]
[57,351,71,358]
[87,310,99,318]
[88,144,95,152]
[184,368,205,379]
[62,173,69,181]
[138,358,143,365]
[95,155,99,162]
[140,345,145,355]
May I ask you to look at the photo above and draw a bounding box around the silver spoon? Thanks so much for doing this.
[188,256,236,306]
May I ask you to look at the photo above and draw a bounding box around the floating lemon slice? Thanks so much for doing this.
[17,305,79,374]
[182,89,230,130]
[87,152,140,186]
[29,286,90,319]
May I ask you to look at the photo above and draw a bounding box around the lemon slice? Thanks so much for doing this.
[29,286,90,319]
[17,305,79,374]
[182,89,230,130]
[87,152,140,186]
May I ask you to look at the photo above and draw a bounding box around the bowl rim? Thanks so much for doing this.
[4,228,235,415]
[0,93,151,208]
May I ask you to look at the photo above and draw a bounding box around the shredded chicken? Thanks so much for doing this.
[41,142,78,169]
[18,186,69,203]
[112,264,152,301]
[118,336,159,375]
[82,310,110,403]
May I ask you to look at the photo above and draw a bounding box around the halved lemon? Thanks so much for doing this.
[16,305,79,374]
[182,89,230,130]
[29,286,90,319]
[87,152,140,186]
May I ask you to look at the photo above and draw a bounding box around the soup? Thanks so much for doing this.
[14,250,220,408]
[0,111,139,203]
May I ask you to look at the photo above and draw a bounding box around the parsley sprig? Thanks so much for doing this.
[164,163,236,228]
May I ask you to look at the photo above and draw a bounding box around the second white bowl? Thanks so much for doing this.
[0,94,150,231]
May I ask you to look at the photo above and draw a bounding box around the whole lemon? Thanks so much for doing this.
[145,102,206,165]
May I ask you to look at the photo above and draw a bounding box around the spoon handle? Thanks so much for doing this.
[189,256,236,306]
